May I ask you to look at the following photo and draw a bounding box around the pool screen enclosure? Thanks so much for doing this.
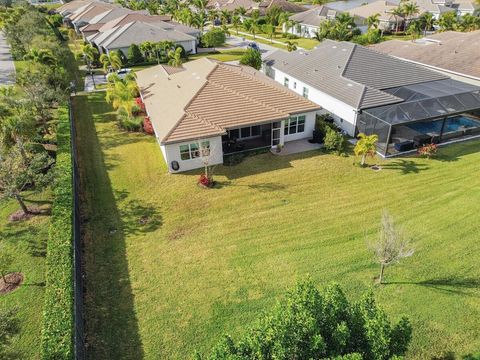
[357,79,480,156]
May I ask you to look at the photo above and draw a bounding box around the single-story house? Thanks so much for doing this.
[254,0,306,16]
[56,0,93,17]
[136,58,321,172]
[284,5,340,39]
[79,8,150,38]
[65,1,119,32]
[206,0,255,12]
[264,40,480,156]
[411,0,456,19]
[450,0,480,15]
[348,1,405,33]
[370,30,480,86]
[88,20,200,56]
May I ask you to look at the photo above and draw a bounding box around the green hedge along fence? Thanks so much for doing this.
[41,105,75,360]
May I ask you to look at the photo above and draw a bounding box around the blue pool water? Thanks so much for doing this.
[407,116,480,134]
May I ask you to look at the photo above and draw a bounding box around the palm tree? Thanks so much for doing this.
[100,51,122,75]
[392,6,404,33]
[285,40,297,52]
[232,15,241,35]
[220,9,231,25]
[192,0,208,11]
[106,73,138,116]
[208,9,218,26]
[278,11,290,32]
[168,47,184,67]
[140,41,154,61]
[402,2,419,28]
[367,13,380,29]
[156,40,175,63]
[23,48,56,66]
[437,12,458,31]
[81,44,99,88]
[263,24,276,42]
[235,6,247,17]
[354,133,378,166]
[419,12,435,35]
[406,20,421,41]
[193,11,207,33]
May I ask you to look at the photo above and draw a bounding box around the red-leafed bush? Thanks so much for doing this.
[143,116,154,135]
[418,143,438,159]
[198,174,212,188]
[136,97,145,111]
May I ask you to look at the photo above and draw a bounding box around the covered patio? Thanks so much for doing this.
[357,79,480,156]
[222,122,278,154]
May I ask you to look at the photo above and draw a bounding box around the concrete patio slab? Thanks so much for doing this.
[273,139,322,156]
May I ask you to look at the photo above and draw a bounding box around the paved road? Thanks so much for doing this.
[225,35,281,59]
[0,33,15,85]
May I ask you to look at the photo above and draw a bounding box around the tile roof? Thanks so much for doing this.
[69,2,118,23]
[98,14,172,32]
[370,30,480,79]
[136,58,320,144]
[348,0,402,22]
[289,5,340,27]
[256,0,307,15]
[265,40,447,109]
[57,0,92,15]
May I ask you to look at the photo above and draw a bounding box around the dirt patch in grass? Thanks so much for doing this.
[8,206,51,222]
[0,273,24,295]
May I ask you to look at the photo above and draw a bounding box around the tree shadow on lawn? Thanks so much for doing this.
[73,94,145,359]
[381,159,430,175]
[386,277,480,296]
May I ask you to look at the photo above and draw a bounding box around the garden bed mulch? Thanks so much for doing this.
[8,206,51,222]
[0,272,24,295]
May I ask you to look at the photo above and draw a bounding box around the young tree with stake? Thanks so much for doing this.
[370,210,415,284]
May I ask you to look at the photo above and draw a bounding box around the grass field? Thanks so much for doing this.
[75,91,480,360]
[0,192,51,359]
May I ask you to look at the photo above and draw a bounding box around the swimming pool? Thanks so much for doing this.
[407,116,480,134]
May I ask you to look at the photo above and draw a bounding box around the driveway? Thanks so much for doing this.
[84,72,107,92]
[0,33,15,85]
[225,35,282,59]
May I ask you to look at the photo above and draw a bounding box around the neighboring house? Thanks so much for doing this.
[79,8,150,38]
[371,30,480,86]
[284,5,340,38]
[348,1,405,33]
[206,0,305,15]
[66,1,119,32]
[81,12,171,38]
[56,0,93,17]
[88,20,199,56]
[411,0,456,19]
[254,0,306,16]
[450,0,480,15]
[264,40,480,156]
[136,58,320,172]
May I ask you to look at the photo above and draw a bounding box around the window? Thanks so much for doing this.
[303,87,309,99]
[179,141,210,160]
[251,125,260,136]
[284,77,289,87]
[229,128,239,139]
[241,127,251,138]
[284,115,306,135]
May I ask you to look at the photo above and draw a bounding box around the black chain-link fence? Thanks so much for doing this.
[69,99,86,360]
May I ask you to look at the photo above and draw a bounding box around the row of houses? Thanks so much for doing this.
[282,0,479,39]
[57,0,200,55]
[136,33,480,173]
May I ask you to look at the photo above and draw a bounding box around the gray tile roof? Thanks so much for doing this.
[264,40,448,109]
[289,5,340,27]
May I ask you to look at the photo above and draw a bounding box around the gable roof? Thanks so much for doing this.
[411,0,456,14]
[98,13,172,32]
[370,30,480,80]
[256,0,306,15]
[290,5,340,27]
[264,40,448,109]
[69,2,118,24]
[136,58,320,144]
[349,0,402,22]
[57,0,92,15]
[206,0,255,11]
[93,21,197,50]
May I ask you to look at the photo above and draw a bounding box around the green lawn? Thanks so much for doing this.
[75,91,480,360]
[0,192,51,359]
[190,49,247,62]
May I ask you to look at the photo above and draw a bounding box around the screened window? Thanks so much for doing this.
[303,87,309,99]
[241,127,251,138]
[251,125,260,136]
[179,141,209,160]
[285,115,306,135]
[229,128,239,139]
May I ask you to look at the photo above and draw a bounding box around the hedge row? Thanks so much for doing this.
[41,106,75,360]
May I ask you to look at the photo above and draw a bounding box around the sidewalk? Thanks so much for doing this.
[0,32,15,85]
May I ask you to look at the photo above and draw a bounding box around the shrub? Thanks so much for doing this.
[418,143,438,158]
[201,28,226,48]
[198,279,413,359]
[131,104,142,115]
[323,126,345,154]
[239,48,262,70]
[41,106,74,360]
[127,44,144,65]
[143,116,154,134]
[117,108,143,132]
